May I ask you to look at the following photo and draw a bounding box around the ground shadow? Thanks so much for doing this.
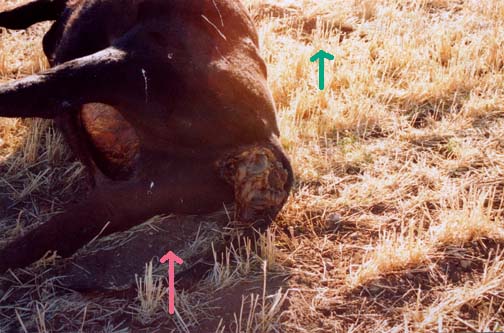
[0,124,291,331]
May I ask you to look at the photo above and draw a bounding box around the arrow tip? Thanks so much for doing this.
[310,49,335,62]
[160,250,184,264]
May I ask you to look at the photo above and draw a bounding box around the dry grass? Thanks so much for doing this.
[132,261,166,325]
[2,0,504,331]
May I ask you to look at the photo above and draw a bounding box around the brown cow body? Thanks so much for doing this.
[0,0,293,274]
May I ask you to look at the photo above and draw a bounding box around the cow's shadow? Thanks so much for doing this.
[0,120,290,331]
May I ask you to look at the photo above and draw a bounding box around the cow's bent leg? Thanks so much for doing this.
[0,161,234,274]
[0,0,67,30]
[0,47,143,119]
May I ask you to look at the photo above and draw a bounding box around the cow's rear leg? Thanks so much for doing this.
[0,0,67,30]
[0,161,235,274]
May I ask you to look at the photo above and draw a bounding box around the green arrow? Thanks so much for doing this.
[310,50,335,90]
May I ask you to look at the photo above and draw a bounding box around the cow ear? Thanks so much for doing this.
[0,0,67,30]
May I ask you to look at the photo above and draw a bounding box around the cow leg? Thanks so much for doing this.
[0,159,235,274]
[0,0,67,30]
[0,46,147,119]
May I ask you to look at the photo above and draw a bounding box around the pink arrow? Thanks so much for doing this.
[160,250,184,315]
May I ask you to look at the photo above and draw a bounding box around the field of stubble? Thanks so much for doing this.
[1,0,504,332]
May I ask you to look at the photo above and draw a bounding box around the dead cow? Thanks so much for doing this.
[0,0,293,274]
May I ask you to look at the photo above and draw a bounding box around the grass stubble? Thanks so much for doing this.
[1,0,504,331]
